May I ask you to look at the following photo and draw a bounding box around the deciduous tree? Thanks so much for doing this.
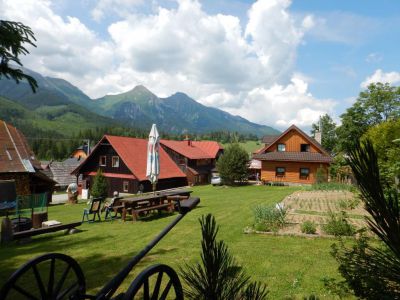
[336,82,400,152]
[311,114,337,152]
[216,143,248,185]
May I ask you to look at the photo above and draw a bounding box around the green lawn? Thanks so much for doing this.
[222,141,263,156]
[0,185,348,299]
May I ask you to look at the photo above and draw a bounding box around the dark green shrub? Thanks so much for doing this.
[253,204,287,232]
[91,169,108,198]
[301,221,317,234]
[216,143,248,185]
[322,211,355,236]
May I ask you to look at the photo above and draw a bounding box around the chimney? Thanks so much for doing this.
[184,135,192,146]
[314,131,322,144]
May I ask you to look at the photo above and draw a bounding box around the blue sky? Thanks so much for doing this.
[1,0,399,131]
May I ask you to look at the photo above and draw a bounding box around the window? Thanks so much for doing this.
[301,144,310,152]
[112,156,120,168]
[300,168,310,178]
[277,143,286,152]
[99,156,106,166]
[123,181,129,192]
[276,167,285,176]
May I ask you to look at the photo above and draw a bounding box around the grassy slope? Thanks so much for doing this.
[222,140,264,156]
[0,185,346,299]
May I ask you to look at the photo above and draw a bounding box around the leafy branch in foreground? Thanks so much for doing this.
[329,140,400,299]
[180,214,268,300]
[0,20,38,92]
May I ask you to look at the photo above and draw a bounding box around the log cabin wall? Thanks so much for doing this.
[267,130,320,153]
[0,173,30,195]
[261,161,329,184]
[79,144,132,175]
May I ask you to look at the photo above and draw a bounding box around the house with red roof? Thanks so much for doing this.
[160,138,223,185]
[0,120,56,200]
[71,135,187,195]
[253,125,332,185]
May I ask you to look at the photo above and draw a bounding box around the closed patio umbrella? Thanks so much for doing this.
[146,124,160,193]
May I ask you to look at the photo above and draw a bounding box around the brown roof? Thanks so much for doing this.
[73,135,186,181]
[253,152,332,163]
[261,135,279,145]
[0,120,41,173]
[260,124,330,156]
[160,140,223,159]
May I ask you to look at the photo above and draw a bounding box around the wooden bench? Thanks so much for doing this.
[131,203,172,221]
[12,222,82,240]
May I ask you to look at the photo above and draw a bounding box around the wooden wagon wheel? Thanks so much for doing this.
[0,253,86,300]
[123,264,183,300]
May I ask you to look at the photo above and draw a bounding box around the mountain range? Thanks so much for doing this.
[0,68,279,137]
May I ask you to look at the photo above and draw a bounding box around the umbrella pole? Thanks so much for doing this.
[152,182,156,194]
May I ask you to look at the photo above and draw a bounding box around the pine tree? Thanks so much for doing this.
[91,169,108,198]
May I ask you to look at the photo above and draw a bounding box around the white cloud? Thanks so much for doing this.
[202,76,336,129]
[0,0,335,129]
[91,0,144,22]
[361,69,400,88]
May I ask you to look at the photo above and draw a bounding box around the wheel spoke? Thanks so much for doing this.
[12,283,40,300]
[151,271,163,300]
[48,258,56,296]
[143,278,150,300]
[56,281,79,300]
[32,264,47,298]
[159,280,172,300]
[54,265,71,297]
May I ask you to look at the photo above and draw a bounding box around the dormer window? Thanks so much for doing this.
[112,156,120,168]
[277,144,286,152]
[99,156,106,166]
[301,144,310,152]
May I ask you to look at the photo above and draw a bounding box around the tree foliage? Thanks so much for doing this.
[180,214,268,300]
[311,113,337,153]
[0,20,38,92]
[216,143,249,185]
[361,119,400,184]
[330,140,400,299]
[91,169,108,198]
[336,82,400,152]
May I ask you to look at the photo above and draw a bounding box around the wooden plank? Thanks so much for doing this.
[13,222,82,239]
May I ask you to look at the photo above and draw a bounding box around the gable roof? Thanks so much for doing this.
[253,151,332,163]
[0,120,41,173]
[160,140,223,159]
[47,158,82,187]
[261,124,330,156]
[73,135,186,181]
[261,135,279,145]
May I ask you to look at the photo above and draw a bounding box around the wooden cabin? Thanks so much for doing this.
[160,139,223,185]
[0,120,56,201]
[253,125,332,185]
[71,135,187,196]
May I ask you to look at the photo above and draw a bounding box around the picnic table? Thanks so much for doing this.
[120,189,192,222]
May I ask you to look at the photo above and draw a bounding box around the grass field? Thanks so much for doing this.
[222,140,263,157]
[0,185,349,299]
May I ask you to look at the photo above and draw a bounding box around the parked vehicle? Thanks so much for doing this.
[211,176,222,186]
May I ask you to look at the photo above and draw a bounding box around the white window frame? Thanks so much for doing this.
[277,143,286,152]
[112,156,120,168]
[123,181,129,192]
[99,156,106,166]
